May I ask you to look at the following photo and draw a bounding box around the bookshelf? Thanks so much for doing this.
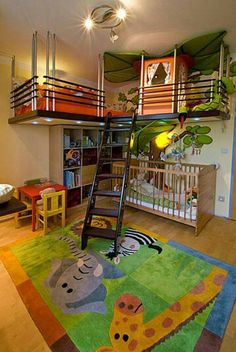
[49,126,125,207]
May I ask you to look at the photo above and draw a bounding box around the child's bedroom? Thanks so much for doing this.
[0,1,236,351]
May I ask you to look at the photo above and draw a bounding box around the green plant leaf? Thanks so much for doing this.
[186,126,192,132]
[196,135,213,145]
[196,126,211,134]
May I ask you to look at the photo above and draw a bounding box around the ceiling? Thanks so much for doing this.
[1,0,236,83]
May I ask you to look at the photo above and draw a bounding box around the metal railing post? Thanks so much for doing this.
[45,31,50,110]
[52,33,56,111]
[172,46,177,113]
[101,54,104,117]
[97,54,101,117]
[138,51,144,115]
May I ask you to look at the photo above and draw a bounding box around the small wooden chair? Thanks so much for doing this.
[14,189,32,228]
[36,190,66,234]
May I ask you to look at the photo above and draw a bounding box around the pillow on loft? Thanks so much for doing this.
[0,184,15,204]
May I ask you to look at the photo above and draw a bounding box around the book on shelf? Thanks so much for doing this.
[64,170,81,189]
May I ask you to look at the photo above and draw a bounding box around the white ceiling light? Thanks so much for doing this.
[83,4,127,43]
[84,16,94,31]
[116,8,126,20]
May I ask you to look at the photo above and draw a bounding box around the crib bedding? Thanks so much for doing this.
[126,191,197,221]
[129,179,188,206]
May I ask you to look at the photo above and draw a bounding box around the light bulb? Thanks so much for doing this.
[155,132,171,149]
[116,7,126,20]
[84,16,94,30]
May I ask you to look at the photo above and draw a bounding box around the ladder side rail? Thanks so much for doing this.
[81,113,111,246]
[115,112,137,243]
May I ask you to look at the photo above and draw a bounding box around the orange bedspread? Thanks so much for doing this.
[15,97,127,117]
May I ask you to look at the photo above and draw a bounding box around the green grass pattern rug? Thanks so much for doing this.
[1,217,236,352]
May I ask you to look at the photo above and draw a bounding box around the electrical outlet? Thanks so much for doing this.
[218,196,225,202]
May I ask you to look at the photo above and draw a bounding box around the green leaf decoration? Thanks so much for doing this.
[131,95,139,106]
[128,87,138,95]
[196,135,213,145]
[118,92,127,102]
[183,135,193,146]
[196,126,211,134]
[186,126,192,132]
[191,125,201,133]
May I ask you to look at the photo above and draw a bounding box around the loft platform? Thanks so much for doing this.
[112,109,230,124]
[9,74,230,127]
[9,75,107,126]
[9,32,231,127]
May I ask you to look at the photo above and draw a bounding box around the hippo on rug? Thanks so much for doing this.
[45,236,124,314]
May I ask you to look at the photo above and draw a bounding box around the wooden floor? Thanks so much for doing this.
[0,201,236,352]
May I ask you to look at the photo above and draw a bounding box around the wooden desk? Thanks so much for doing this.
[18,184,67,231]
[0,197,27,217]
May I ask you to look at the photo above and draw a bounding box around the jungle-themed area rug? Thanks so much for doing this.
[1,217,236,352]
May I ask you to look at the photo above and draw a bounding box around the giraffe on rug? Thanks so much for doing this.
[97,266,227,352]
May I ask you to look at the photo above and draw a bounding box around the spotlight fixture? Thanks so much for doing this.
[83,4,127,43]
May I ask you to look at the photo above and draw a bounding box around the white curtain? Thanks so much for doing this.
[147,63,159,85]
[162,62,171,84]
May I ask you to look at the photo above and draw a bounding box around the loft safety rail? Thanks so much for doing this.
[10,31,106,120]
[10,75,105,118]
[139,78,230,115]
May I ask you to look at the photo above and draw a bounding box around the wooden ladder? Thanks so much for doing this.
[81,112,137,256]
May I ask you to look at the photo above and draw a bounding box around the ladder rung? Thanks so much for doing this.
[97,173,123,179]
[94,190,121,197]
[83,226,116,240]
[89,208,118,217]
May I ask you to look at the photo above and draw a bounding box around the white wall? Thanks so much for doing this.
[0,56,50,186]
[0,54,99,188]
